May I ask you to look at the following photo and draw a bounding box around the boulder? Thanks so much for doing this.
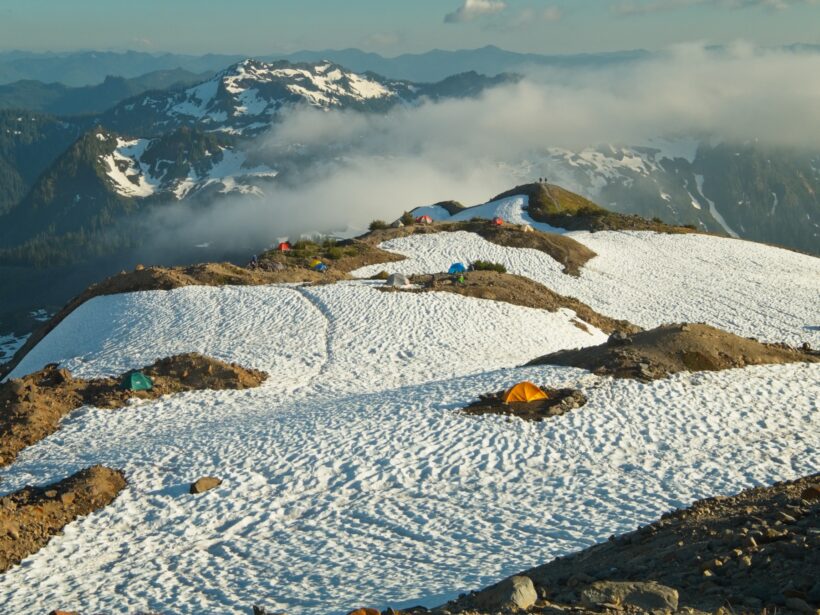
[470,575,537,612]
[190,476,222,494]
[580,581,679,612]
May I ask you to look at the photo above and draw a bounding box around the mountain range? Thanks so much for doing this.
[0,52,818,354]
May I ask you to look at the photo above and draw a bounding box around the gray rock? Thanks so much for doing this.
[580,580,679,612]
[470,575,537,611]
[190,476,222,494]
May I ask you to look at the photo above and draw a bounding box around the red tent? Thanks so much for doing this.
[493,216,504,226]
[277,241,291,252]
[416,215,433,225]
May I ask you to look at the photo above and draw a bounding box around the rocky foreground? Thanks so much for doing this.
[433,474,820,614]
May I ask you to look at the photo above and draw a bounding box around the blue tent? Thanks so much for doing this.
[448,262,467,274]
[312,262,328,272]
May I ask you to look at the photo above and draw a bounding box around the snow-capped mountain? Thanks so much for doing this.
[99,130,276,200]
[525,139,820,254]
[99,59,512,137]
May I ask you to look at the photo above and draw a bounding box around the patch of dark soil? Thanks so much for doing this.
[494,183,701,235]
[381,271,639,335]
[464,388,587,421]
[0,353,266,467]
[527,323,819,380]
[436,473,820,614]
[0,465,126,573]
[362,219,596,277]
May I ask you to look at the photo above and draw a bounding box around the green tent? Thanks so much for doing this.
[122,371,153,391]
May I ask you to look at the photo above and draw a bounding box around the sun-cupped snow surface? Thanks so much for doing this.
[352,230,820,347]
[8,282,605,389]
[0,348,817,613]
[414,195,563,233]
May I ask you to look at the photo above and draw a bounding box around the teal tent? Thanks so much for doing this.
[122,371,153,391]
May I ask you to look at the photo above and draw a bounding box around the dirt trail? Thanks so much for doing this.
[527,323,818,380]
[0,353,267,467]
[0,465,126,574]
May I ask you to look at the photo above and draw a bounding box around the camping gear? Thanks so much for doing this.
[122,371,153,391]
[277,241,291,251]
[493,216,504,226]
[386,273,410,287]
[416,214,433,225]
[503,381,548,403]
[448,262,467,275]
[391,220,404,228]
[521,224,535,233]
[310,259,328,272]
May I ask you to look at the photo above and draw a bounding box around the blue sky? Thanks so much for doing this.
[1,0,818,55]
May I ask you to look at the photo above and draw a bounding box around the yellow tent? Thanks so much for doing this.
[503,381,548,403]
[309,258,323,268]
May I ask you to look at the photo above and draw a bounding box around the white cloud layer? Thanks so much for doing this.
[615,0,819,15]
[145,44,820,256]
[445,0,508,23]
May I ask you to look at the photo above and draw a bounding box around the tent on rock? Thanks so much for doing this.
[503,381,548,403]
[122,371,153,392]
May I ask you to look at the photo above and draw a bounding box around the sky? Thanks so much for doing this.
[0,0,819,55]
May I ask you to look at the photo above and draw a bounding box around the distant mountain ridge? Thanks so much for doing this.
[0,69,211,116]
[0,46,648,86]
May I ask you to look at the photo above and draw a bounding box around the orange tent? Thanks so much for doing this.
[493,216,504,226]
[277,241,291,251]
[503,381,548,403]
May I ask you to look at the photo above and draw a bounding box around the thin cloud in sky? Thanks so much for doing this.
[444,0,508,23]
[615,0,818,15]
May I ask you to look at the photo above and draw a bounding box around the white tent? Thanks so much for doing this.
[385,273,411,288]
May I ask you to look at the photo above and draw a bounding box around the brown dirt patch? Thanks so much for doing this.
[0,465,126,573]
[463,387,588,421]
[362,219,596,277]
[0,353,266,467]
[527,323,819,380]
[381,271,639,335]
[493,183,702,235]
[437,473,820,614]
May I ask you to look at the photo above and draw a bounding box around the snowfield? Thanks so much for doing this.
[1,201,819,614]
[372,198,820,347]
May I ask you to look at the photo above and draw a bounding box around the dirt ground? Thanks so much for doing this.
[381,271,639,335]
[437,473,820,614]
[0,353,267,467]
[0,465,126,574]
[463,387,588,421]
[493,183,702,235]
[527,323,819,380]
[363,218,597,277]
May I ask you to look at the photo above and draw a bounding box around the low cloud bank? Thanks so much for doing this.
[145,43,820,257]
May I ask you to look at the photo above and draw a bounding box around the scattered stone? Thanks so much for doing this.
[785,597,814,614]
[466,575,538,612]
[607,330,633,347]
[190,477,222,494]
[580,580,679,612]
